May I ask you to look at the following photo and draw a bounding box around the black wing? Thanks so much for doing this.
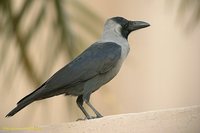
[45,42,121,90]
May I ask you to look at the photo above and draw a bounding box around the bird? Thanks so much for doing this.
[6,16,150,119]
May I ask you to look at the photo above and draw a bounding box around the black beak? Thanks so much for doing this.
[128,21,150,31]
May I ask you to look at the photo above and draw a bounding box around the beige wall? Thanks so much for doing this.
[1,0,200,127]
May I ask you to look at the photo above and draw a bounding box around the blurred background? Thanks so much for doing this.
[1,0,200,127]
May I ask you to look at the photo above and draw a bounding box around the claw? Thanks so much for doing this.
[76,117,87,121]
[76,115,101,121]
[96,114,103,118]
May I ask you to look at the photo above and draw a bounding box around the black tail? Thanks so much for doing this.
[6,100,33,117]
[6,83,46,117]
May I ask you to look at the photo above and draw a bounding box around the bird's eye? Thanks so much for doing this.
[124,23,129,29]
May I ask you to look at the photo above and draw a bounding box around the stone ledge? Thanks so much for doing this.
[2,105,200,133]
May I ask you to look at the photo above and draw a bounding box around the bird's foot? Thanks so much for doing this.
[76,115,102,121]
[96,113,103,118]
[88,116,99,119]
[76,117,87,121]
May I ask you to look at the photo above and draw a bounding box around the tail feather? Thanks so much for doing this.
[6,100,33,117]
[6,83,46,117]
[17,82,46,105]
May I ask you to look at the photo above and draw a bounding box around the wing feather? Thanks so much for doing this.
[45,42,121,90]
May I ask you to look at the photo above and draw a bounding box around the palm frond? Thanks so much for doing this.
[176,0,200,30]
[0,0,102,87]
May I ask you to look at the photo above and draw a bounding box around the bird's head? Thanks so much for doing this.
[104,17,150,39]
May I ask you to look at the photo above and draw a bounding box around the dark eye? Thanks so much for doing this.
[123,22,129,29]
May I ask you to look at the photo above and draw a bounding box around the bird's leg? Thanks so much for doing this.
[76,95,91,120]
[85,100,103,118]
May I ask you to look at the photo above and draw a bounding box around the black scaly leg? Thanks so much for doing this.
[76,95,91,120]
[85,100,103,118]
[83,94,103,118]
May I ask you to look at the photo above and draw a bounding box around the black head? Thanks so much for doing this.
[111,17,150,39]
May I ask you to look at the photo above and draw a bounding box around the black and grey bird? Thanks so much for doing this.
[6,17,150,119]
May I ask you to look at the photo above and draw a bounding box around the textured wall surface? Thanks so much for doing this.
[2,105,200,133]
